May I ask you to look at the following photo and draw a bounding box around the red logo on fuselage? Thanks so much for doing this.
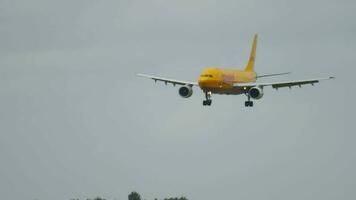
[223,74,234,84]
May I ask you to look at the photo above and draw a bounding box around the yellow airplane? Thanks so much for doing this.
[138,34,334,107]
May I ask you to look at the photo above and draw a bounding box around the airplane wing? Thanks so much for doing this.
[137,74,198,86]
[234,76,334,89]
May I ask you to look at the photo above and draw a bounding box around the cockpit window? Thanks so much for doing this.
[201,74,213,78]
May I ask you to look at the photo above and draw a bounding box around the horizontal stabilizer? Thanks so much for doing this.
[257,72,291,78]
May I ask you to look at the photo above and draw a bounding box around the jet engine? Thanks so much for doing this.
[248,87,264,99]
[179,85,193,98]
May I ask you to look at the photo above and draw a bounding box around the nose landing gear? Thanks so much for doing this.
[203,91,212,106]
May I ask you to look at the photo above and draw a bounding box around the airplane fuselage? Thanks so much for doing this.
[198,68,257,94]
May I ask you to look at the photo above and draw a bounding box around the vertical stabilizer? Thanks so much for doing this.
[244,34,258,72]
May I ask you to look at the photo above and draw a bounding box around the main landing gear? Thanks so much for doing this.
[245,95,254,107]
[203,91,212,106]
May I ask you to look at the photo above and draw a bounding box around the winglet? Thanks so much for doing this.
[244,33,258,72]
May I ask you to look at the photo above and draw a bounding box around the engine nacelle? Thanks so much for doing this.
[179,85,193,98]
[248,87,264,99]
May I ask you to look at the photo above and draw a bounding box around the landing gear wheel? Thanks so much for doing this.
[245,101,253,107]
[203,100,212,106]
[244,94,254,107]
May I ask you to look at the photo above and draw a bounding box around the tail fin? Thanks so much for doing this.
[244,34,258,72]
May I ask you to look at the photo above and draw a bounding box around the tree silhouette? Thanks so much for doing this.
[128,191,141,200]
[93,197,106,200]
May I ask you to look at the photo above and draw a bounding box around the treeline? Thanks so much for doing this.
[71,191,188,200]
[129,191,188,200]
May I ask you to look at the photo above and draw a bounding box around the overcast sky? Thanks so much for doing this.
[0,0,355,200]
